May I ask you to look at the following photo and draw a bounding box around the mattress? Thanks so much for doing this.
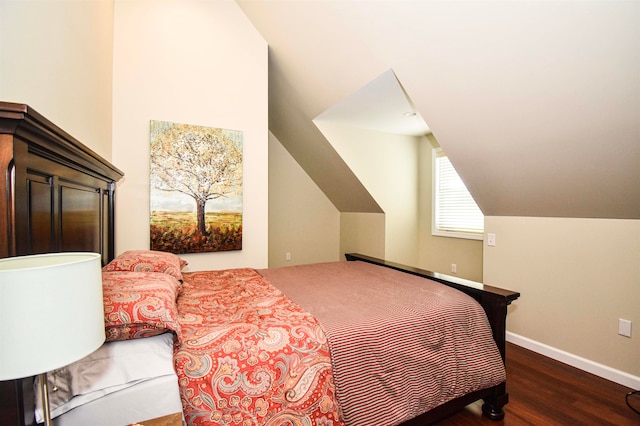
[34,333,182,426]
[51,374,183,426]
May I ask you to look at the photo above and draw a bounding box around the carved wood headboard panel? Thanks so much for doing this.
[0,101,124,426]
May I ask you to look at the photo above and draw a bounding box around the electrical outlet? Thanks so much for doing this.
[285,252,291,261]
[451,263,457,274]
[619,319,632,338]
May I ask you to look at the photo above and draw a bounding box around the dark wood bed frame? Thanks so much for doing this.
[0,102,123,426]
[0,101,520,425]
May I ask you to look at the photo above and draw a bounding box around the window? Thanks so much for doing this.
[432,148,484,240]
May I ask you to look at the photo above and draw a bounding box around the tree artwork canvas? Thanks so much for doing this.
[149,120,243,254]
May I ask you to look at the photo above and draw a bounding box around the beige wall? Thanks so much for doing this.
[315,121,420,265]
[0,0,114,160]
[268,129,387,267]
[418,134,483,281]
[339,212,386,260]
[310,122,483,279]
[268,132,340,267]
[484,216,640,380]
[112,0,268,270]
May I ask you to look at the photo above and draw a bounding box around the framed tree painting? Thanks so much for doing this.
[149,120,243,254]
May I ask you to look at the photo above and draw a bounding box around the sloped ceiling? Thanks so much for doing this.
[314,69,430,137]
[238,1,640,219]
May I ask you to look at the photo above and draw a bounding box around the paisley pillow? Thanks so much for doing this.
[102,271,181,342]
[103,250,187,281]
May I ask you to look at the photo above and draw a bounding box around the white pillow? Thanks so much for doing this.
[35,333,175,422]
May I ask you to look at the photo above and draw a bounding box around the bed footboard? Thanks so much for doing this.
[345,252,520,422]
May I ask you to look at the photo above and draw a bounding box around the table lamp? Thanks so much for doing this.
[0,252,105,426]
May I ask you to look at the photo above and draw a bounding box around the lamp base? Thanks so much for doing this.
[39,373,51,426]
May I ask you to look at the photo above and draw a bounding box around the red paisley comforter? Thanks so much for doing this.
[174,268,344,426]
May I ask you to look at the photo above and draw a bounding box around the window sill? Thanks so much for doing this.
[432,230,484,241]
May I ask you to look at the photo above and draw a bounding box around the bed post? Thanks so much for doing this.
[105,181,117,264]
[478,291,514,420]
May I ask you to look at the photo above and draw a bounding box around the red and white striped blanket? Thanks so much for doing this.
[259,261,506,426]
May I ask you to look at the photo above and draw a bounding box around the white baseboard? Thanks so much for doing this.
[506,332,640,390]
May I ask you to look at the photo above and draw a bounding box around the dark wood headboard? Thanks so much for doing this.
[0,101,124,426]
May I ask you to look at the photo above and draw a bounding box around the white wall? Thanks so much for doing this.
[268,132,340,267]
[484,216,640,385]
[112,0,268,269]
[0,0,114,160]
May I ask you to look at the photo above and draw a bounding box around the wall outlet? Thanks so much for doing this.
[285,252,291,261]
[618,318,632,338]
[451,263,457,274]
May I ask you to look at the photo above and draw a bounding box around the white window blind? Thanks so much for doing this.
[433,149,484,239]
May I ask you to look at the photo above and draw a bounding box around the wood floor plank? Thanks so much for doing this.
[433,343,639,425]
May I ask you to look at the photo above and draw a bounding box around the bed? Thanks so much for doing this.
[0,101,520,426]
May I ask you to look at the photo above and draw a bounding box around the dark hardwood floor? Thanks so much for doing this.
[434,342,640,425]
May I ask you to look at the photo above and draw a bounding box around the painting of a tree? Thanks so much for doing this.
[149,120,242,254]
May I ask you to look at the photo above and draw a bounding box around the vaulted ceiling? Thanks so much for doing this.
[238,1,640,219]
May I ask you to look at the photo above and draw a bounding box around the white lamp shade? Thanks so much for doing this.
[0,252,105,380]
